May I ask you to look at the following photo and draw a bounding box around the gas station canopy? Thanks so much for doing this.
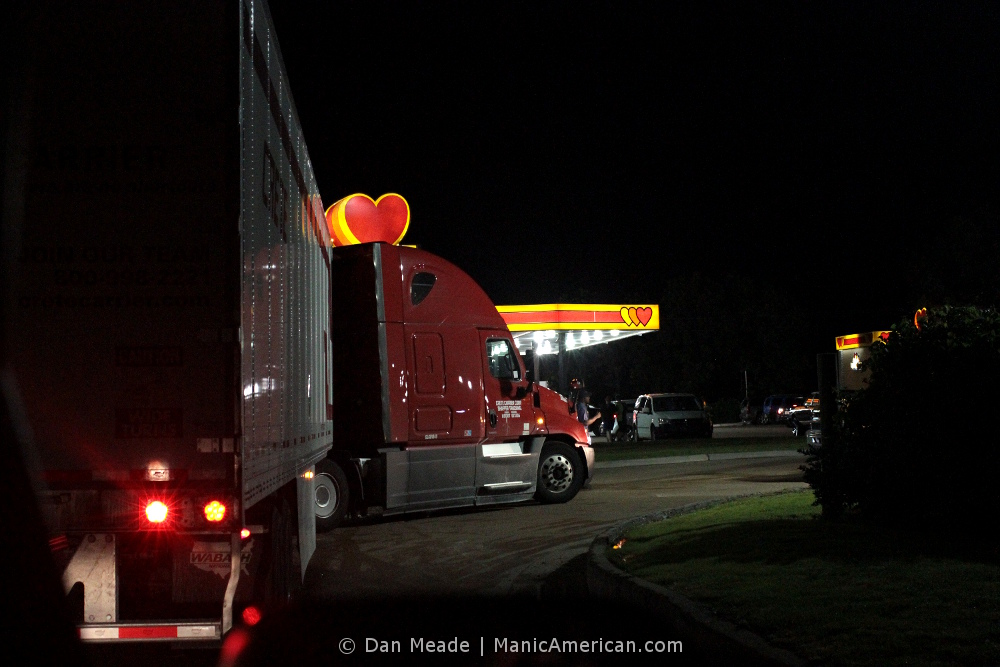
[835,329,890,391]
[497,303,660,354]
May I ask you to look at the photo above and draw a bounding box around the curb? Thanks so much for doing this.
[585,497,806,667]
[595,449,805,469]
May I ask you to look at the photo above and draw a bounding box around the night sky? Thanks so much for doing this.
[271,2,998,365]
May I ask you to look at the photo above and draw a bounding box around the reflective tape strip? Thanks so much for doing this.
[120,626,177,640]
[79,624,220,641]
[177,625,220,639]
[79,627,119,640]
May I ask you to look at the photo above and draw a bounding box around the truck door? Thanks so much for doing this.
[474,331,538,504]
[635,396,652,439]
[479,332,532,441]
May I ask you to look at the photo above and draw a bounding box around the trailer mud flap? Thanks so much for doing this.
[171,536,256,604]
[63,533,117,623]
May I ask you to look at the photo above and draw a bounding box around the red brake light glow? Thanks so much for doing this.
[241,606,262,626]
[145,501,168,524]
[204,500,227,522]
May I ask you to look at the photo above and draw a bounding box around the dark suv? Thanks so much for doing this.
[760,394,804,424]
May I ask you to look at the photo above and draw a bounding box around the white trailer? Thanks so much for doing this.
[9,0,331,641]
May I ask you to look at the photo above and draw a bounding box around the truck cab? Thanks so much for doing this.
[316,243,594,529]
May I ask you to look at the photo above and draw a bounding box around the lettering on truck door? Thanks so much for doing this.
[480,334,532,441]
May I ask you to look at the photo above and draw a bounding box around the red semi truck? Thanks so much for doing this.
[315,242,595,530]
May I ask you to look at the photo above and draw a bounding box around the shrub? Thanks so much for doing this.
[804,305,1000,527]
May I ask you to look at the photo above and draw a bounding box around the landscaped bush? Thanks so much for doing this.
[804,305,1000,527]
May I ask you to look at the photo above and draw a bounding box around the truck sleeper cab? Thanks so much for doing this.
[315,243,594,530]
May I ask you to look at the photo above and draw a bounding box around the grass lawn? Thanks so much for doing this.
[608,491,1000,667]
[591,436,802,462]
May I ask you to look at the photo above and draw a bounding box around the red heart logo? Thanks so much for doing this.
[620,306,653,327]
[325,193,410,246]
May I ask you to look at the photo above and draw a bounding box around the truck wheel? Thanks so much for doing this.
[535,442,584,504]
[315,459,349,532]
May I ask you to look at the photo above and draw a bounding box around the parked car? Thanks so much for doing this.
[633,393,713,440]
[760,394,805,424]
[786,392,820,437]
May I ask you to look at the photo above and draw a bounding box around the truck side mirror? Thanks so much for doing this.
[514,382,534,400]
[522,350,535,383]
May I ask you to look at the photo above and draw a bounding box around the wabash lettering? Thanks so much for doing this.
[191,552,229,564]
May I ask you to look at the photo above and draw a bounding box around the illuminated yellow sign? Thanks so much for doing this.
[325,193,410,246]
[497,304,660,331]
[835,330,891,351]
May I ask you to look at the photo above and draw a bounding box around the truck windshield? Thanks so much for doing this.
[653,396,701,412]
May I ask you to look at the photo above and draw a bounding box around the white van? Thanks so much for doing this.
[633,393,714,440]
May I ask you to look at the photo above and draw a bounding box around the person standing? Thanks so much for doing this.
[576,390,601,427]
[601,395,616,437]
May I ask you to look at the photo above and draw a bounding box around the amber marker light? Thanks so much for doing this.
[303,470,314,479]
[203,500,227,522]
[145,500,169,524]
[240,528,251,539]
[536,416,545,426]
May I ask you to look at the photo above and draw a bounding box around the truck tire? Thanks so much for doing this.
[535,442,584,504]
[315,459,349,532]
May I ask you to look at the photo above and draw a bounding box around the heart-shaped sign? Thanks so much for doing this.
[325,193,410,246]
[620,306,653,327]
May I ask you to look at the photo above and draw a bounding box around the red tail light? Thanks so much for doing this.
[145,500,168,523]
[241,606,262,626]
